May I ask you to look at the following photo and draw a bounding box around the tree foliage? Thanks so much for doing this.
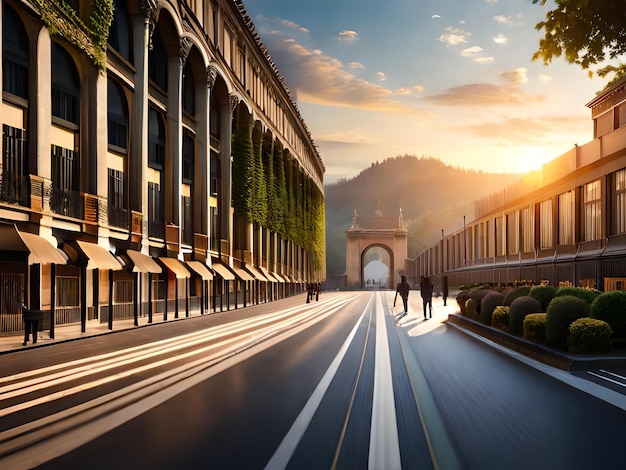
[532,0,626,79]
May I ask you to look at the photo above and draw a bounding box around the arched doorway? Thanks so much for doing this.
[362,245,392,289]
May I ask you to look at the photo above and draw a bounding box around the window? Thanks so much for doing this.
[148,182,164,239]
[109,0,132,63]
[596,110,614,138]
[57,276,80,308]
[51,145,80,218]
[583,180,602,241]
[210,152,220,196]
[495,216,504,256]
[1,125,28,206]
[507,211,519,255]
[51,43,79,125]
[148,108,165,169]
[108,169,127,228]
[615,169,626,234]
[558,191,575,245]
[522,206,534,253]
[182,130,195,183]
[182,61,196,116]
[148,30,167,91]
[2,4,29,99]
[540,199,553,249]
[181,195,192,245]
[107,80,128,151]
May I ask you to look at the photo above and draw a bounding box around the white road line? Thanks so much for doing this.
[265,299,369,470]
[368,292,401,470]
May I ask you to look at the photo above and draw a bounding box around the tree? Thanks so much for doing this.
[532,0,626,80]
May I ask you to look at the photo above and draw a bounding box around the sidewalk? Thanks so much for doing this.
[0,310,207,354]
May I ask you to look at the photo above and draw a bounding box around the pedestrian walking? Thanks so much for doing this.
[394,275,410,321]
[419,275,433,319]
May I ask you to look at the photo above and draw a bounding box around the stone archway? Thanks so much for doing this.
[345,206,408,289]
[362,244,392,289]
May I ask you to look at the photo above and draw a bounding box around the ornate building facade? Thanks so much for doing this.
[412,75,626,292]
[0,0,325,334]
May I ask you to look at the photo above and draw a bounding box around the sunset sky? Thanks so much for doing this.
[243,0,617,184]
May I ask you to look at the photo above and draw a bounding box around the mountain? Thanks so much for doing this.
[324,155,521,282]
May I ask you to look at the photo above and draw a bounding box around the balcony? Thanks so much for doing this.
[194,233,208,259]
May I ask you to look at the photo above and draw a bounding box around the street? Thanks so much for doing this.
[1,291,626,469]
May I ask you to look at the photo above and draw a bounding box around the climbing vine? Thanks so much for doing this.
[34,0,114,70]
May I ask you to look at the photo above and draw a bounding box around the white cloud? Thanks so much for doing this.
[493,15,511,25]
[538,74,552,82]
[461,46,483,57]
[500,68,528,86]
[431,14,441,19]
[439,27,470,46]
[475,57,495,64]
[338,30,359,43]
[376,72,387,81]
[493,34,508,44]
[280,19,309,33]
[349,62,365,69]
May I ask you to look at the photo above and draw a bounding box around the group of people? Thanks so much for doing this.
[394,275,438,322]
[305,282,321,303]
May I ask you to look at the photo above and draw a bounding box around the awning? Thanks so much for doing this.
[271,272,285,283]
[252,266,269,281]
[20,231,67,265]
[259,266,278,282]
[233,266,255,281]
[0,223,67,265]
[75,240,123,271]
[211,262,236,281]
[159,257,191,279]
[126,250,161,273]
[186,260,213,280]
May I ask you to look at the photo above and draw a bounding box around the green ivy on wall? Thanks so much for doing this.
[34,0,114,70]
[232,118,325,272]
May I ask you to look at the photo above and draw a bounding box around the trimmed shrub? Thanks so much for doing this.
[468,288,496,315]
[555,287,600,305]
[480,291,504,325]
[456,290,470,315]
[529,285,557,311]
[504,285,532,306]
[491,306,510,331]
[590,290,626,338]
[567,318,613,354]
[523,313,547,343]
[545,295,590,349]
[508,296,542,335]
[464,297,478,320]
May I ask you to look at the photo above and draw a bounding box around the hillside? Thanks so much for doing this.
[324,155,521,281]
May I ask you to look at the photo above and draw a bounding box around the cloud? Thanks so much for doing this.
[395,85,424,95]
[493,15,511,25]
[493,34,508,44]
[422,68,541,106]
[338,30,359,43]
[280,19,309,33]
[349,62,365,69]
[255,36,429,115]
[315,128,379,145]
[475,57,495,64]
[461,46,482,57]
[376,72,387,81]
[486,0,499,3]
[439,27,469,46]
[538,74,552,82]
[453,116,586,145]
[431,14,441,19]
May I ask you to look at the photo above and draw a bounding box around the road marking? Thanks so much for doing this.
[368,292,401,469]
[265,299,369,470]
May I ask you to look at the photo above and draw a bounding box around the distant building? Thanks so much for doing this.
[412,75,626,292]
[0,0,325,334]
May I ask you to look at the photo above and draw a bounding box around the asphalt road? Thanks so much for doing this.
[1,291,626,469]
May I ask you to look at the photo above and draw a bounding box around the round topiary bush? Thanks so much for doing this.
[529,285,557,311]
[555,286,600,305]
[508,296,543,336]
[523,313,547,343]
[468,288,496,316]
[504,285,532,306]
[491,305,510,331]
[567,318,613,354]
[480,291,504,325]
[545,295,590,349]
[590,290,626,338]
[463,297,478,320]
[456,290,470,315]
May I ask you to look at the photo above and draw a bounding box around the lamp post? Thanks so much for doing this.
[463,215,466,266]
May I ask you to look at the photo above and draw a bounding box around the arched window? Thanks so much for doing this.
[148,107,165,169]
[210,92,220,138]
[107,79,128,151]
[2,4,29,99]
[51,43,80,125]
[182,60,196,116]
[148,29,167,91]
[109,0,132,63]
[182,129,195,183]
